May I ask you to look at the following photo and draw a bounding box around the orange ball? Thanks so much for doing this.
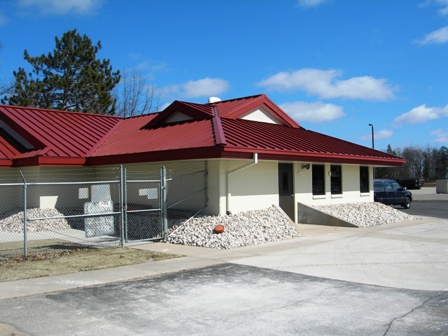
[213,225,225,233]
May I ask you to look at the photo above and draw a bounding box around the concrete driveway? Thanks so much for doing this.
[1,217,448,335]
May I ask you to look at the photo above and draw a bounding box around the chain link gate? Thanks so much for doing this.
[0,162,208,259]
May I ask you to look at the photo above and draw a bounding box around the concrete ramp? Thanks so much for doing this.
[297,202,358,227]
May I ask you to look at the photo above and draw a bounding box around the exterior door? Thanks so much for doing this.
[278,163,294,220]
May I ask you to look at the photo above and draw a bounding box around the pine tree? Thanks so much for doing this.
[3,29,120,115]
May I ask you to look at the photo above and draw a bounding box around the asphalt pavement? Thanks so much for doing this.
[0,188,447,335]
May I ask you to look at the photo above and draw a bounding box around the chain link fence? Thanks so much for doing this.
[0,162,207,259]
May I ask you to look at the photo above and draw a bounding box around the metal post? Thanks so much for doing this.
[19,171,28,257]
[161,166,168,240]
[119,165,126,247]
[369,124,375,178]
[369,123,375,149]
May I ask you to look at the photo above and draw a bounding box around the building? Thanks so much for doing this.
[0,94,405,223]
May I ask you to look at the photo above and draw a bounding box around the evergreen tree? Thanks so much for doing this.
[3,29,120,115]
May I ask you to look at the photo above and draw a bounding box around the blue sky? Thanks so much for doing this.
[0,0,447,151]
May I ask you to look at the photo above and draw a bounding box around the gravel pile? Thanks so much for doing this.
[313,202,418,227]
[0,208,71,233]
[167,206,300,249]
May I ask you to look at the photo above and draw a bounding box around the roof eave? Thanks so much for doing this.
[12,156,87,167]
[221,148,406,166]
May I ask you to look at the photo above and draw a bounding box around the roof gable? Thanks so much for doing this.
[212,94,300,128]
[143,100,214,129]
[239,106,283,124]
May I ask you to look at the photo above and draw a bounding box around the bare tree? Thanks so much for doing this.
[114,68,161,117]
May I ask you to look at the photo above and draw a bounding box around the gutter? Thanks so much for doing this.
[226,153,258,215]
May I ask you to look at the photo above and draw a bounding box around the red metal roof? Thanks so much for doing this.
[0,94,406,167]
[0,105,121,166]
[220,118,405,165]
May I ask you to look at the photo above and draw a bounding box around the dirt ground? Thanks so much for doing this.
[0,245,180,282]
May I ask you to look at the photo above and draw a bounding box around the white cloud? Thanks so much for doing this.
[394,104,448,124]
[297,0,327,8]
[161,78,230,99]
[280,101,345,123]
[435,0,448,15]
[257,69,396,101]
[416,26,448,45]
[361,129,393,141]
[17,0,105,15]
[431,129,448,142]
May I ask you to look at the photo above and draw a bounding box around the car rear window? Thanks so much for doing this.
[374,181,383,191]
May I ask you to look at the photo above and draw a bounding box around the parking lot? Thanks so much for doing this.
[399,187,448,219]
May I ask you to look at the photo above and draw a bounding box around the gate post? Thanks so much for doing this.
[119,165,126,247]
[161,166,168,240]
[19,171,28,257]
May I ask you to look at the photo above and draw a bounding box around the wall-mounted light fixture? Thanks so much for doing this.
[301,164,310,170]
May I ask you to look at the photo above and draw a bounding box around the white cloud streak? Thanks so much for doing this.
[297,0,327,8]
[161,78,230,99]
[435,0,448,15]
[416,26,448,45]
[431,129,448,142]
[280,101,345,123]
[361,129,393,141]
[394,104,448,124]
[257,69,396,101]
[17,0,105,15]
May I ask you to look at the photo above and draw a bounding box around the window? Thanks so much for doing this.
[360,166,369,193]
[312,165,325,195]
[330,165,342,195]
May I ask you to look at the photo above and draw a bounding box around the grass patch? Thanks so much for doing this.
[0,245,180,282]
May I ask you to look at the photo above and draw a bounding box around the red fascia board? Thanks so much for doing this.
[221,148,406,166]
[86,147,225,166]
[0,159,12,167]
[12,156,86,167]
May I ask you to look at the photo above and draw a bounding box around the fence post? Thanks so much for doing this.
[19,171,28,257]
[119,165,126,247]
[161,166,168,240]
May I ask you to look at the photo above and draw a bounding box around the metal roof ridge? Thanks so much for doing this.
[86,118,125,157]
[211,107,226,146]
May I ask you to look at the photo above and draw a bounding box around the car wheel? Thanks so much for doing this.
[402,196,411,209]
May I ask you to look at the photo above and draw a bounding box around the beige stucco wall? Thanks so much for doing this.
[295,163,373,206]
[1,160,375,221]
[223,159,279,215]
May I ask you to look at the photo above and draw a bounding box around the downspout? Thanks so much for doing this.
[226,153,258,215]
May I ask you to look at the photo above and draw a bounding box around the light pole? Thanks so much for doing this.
[368,124,374,149]
[369,124,375,179]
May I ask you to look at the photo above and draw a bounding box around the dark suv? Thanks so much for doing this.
[374,179,413,209]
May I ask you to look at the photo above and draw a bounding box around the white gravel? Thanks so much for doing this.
[0,200,421,249]
[0,208,71,233]
[167,206,299,249]
[313,202,418,227]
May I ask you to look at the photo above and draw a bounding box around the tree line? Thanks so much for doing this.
[375,145,448,181]
[1,29,160,116]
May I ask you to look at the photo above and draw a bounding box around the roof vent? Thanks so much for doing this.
[208,97,221,104]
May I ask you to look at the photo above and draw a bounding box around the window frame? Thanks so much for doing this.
[330,165,342,195]
[360,166,369,193]
[312,164,325,196]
